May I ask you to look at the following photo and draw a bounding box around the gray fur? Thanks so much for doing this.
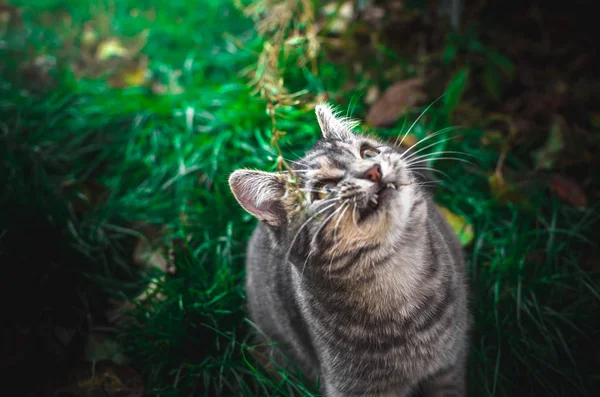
[230,103,470,396]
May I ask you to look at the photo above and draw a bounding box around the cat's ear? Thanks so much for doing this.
[228,169,287,227]
[315,103,357,140]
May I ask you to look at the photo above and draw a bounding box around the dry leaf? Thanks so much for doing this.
[549,174,588,208]
[55,360,144,397]
[437,205,474,246]
[488,171,527,205]
[108,56,150,88]
[365,85,380,105]
[132,234,175,275]
[400,133,419,149]
[366,78,425,127]
[84,334,127,365]
[532,116,565,170]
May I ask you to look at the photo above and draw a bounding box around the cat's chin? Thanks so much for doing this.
[359,185,396,221]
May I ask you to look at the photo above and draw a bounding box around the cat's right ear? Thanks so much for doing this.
[315,103,357,140]
[228,169,287,227]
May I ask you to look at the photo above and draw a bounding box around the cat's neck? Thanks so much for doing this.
[292,212,437,313]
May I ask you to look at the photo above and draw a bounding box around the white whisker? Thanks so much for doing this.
[302,203,347,278]
[398,126,458,160]
[400,136,459,163]
[409,166,454,183]
[405,157,476,167]
[352,200,360,230]
[333,201,351,243]
[286,202,338,262]
[394,94,445,147]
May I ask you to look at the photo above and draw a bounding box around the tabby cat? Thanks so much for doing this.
[229,103,470,397]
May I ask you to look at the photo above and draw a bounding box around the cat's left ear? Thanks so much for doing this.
[315,103,357,140]
[228,169,287,227]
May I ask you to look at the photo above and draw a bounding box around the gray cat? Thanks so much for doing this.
[229,104,470,397]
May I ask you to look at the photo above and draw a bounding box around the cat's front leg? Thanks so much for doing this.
[419,363,466,397]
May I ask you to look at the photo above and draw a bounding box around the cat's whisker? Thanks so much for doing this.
[403,150,475,171]
[299,188,331,194]
[263,149,308,165]
[351,199,360,230]
[405,156,476,168]
[318,202,350,277]
[310,203,347,247]
[407,149,477,160]
[394,94,445,147]
[279,169,312,174]
[403,149,478,167]
[333,201,351,243]
[409,166,454,183]
[287,202,338,262]
[302,202,348,279]
[399,136,459,164]
[397,126,458,158]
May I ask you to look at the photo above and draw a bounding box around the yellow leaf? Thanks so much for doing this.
[81,24,98,47]
[122,66,148,87]
[401,133,418,149]
[96,38,128,60]
[437,205,474,247]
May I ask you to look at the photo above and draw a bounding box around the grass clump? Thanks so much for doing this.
[1,1,598,396]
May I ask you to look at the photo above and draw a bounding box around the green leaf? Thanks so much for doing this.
[482,63,502,101]
[437,205,474,246]
[487,50,515,78]
[444,67,469,116]
[442,44,457,65]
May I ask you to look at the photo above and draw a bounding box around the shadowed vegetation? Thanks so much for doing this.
[0,0,598,396]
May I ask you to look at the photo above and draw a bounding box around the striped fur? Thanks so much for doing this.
[230,104,470,396]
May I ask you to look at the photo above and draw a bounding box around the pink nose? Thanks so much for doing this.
[363,164,382,183]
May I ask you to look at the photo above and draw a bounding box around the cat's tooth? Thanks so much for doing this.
[387,183,396,190]
[370,196,378,205]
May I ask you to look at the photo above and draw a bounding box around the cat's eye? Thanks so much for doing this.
[313,182,337,201]
[360,146,380,159]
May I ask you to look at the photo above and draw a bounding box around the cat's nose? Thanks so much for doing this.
[363,164,382,183]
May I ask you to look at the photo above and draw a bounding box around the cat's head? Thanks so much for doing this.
[229,103,428,261]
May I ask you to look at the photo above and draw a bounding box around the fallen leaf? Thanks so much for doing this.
[437,206,474,247]
[55,360,144,397]
[364,85,380,105]
[532,116,565,170]
[549,174,588,208]
[488,171,527,205]
[96,38,128,60]
[400,133,418,149]
[84,334,128,365]
[366,78,425,127]
[132,233,175,275]
[108,56,150,88]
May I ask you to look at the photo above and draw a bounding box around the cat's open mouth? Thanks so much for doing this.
[361,183,396,219]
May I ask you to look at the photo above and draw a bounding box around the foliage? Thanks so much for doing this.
[1,1,598,396]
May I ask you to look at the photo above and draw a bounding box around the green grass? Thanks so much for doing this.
[1,1,599,396]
